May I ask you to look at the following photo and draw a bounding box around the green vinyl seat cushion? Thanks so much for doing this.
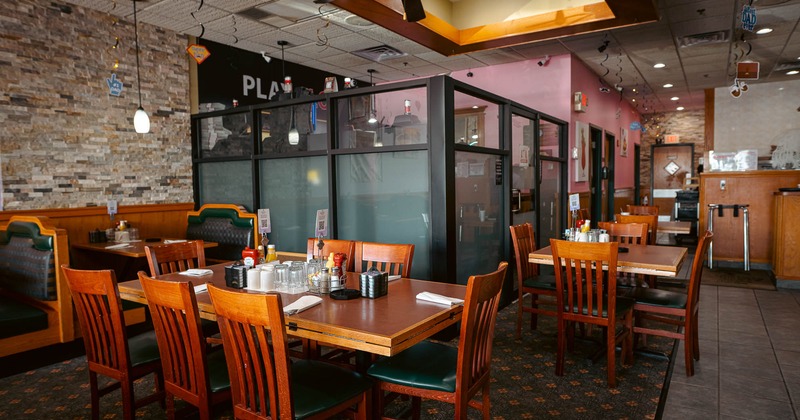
[367,340,457,393]
[564,295,635,318]
[207,347,231,393]
[523,274,557,291]
[127,330,161,367]
[0,294,48,339]
[289,359,372,419]
[627,287,687,309]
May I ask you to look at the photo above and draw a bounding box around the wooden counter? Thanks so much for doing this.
[773,190,800,281]
[699,170,800,264]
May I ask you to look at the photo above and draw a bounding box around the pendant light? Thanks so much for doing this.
[132,0,149,133]
[367,69,377,124]
[278,40,298,145]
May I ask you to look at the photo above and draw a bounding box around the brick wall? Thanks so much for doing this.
[640,110,706,191]
[0,0,192,210]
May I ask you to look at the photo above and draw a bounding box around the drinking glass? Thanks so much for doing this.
[289,264,306,294]
[274,264,289,293]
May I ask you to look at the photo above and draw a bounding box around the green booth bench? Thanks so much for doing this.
[186,203,258,265]
[0,216,74,358]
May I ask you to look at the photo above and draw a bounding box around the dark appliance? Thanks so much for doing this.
[674,190,699,243]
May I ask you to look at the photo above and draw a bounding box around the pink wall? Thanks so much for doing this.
[449,54,641,194]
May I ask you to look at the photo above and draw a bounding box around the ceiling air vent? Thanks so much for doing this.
[678,30,730,48]
[352,45,407,62]
[774,62,800,72]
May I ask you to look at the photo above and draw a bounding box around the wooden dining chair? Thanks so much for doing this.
[509,223,557,338]
[354,241,414,277]
[597,221,649,287]
[138,272,231,419]
[626,205,659,216]
[629,230,713,376]
[306,237,356,272]
[597,221,649,246]
[61,265,165,420]
[616,214,658,247]
[549,239,634,388]
[145,240,206,277]
[367,262,507,419]
[206,284,373,420]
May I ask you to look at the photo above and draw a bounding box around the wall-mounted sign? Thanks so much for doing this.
[106,73,123,96]
[664,134,680,144]
[187,44,211,65]
[741,5,757,32]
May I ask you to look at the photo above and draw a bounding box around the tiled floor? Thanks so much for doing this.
[662,284,800,419]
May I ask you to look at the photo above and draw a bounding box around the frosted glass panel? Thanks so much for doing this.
[455,151,504,285]
[260,156,329,253]
[197,161,253,210]
[336,151,430,279]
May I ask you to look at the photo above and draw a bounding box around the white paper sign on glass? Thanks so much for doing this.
[569,193,580,212]
[258,208,271,234]
[315,209,328,237]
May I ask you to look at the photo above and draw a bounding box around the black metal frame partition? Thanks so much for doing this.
[190,75,567,289]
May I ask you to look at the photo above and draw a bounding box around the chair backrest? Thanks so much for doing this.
[139,272,212,406]
[550,239,620,325]
[568,208,590,227]
[354,241,414,277]
[616,214,658,246]
[455,262,507,402]
[686,231,713,313]
[145,240,206,276]
[509,223,540,281]
[207,283,293,419]
[598,222,649,246]
[61,266,132,374]
[626,205,659,216]
[306,238,356,272]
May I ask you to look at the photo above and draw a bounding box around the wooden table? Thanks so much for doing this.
[657,221,691,235]
[118,264,466,357]
[72,239,218,281]
[529,244,688,277]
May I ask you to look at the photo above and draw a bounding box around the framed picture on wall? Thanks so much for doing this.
[620,127,628,157]
[575,121,589,182]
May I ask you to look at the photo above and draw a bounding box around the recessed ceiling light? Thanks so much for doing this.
[676,106,685,111]
[756,27,773,34]
[670,96,679,101]
[663,83,673,88]
[654,63,666,68]
[788,70,800,75]
[472,105,479,109]
[632,98,636,102]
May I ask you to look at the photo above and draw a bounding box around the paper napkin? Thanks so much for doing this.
[388,275,402,282]
[180,268,213,276]
[283,295,322,314]
[193,283,208,294]
[416,291,464,306]
[163,239,187,244]
[104,243,132,249]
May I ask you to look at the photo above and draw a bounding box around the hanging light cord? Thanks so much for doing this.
[133,0,142,107]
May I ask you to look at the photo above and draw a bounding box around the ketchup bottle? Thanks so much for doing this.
[242,246,259,268]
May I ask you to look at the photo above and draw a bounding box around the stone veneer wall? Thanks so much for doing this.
[640,110,706,192]
[0,0,192,210]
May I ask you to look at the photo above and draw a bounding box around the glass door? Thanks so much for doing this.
[510,113,537,229]
[538,118,564,247]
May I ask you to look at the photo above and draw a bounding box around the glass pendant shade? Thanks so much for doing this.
[288,128,300,145]
[134,106,150,133]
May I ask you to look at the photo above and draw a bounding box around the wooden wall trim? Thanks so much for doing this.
[704,88,714,152]
[0,203,195,221]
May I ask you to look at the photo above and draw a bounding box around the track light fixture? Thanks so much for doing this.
[597,40,610,53]
[402,0,426,22]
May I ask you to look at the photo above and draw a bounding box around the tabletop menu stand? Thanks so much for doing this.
[706,204,750,271]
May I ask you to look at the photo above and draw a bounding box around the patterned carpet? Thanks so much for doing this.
[0,295,676,419]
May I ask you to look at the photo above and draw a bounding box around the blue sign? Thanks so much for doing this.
[106,74,123,96]
[741,5,756,32]
[630,121,642,131]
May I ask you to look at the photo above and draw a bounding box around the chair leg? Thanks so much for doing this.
[121,380,135,420]
[556,319,566,377]
[606,325,617,388]
[684,321,694,377]
[166,394,176,419]
[89,372,100,420]
[516,295,523,339]
[411,396,422,420]
[623,312,634,366]
[692,315,700,361]
[530,293,539,331]
[481,382,491,420]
